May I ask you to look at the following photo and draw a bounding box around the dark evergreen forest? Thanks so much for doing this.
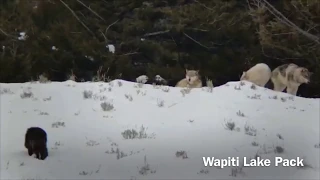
[1,0,319,98]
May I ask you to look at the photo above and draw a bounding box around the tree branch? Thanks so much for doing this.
[59,0,95,38]
[76,0,105,21]
[143,30,170,37]
[104,19,119,41]
[260,0,320,44]
[183,32,215,49]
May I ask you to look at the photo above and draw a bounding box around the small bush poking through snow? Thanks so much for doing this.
[251,141,259,146]
[274,146,284,154]
[100,102,114,111]
[0,88,14,95]
[43,96,51,101]
[39,111,49,115]
[83,90,93,99]
[38,74,50,83]
[20,90,33,99]
[175,151,188,159]
[236,110,245,117]
[244,124,257,136]
[314,143,320,148]
[138,156,156,176]
[157,99,164,107]
[180,88,191,96]
[79,170,92,176]
[121,126,155,139]
[117,81,123,87]
[248,94,261,99]
[124,94,133,101]
[250,84,256,90]
[52,121,65,128]
[161,86,170,92]
[230,166,244,177]
[276,134,283,140]
[197,169,209,174]
[270,95,278,100]
[92,66,107,82]
[234,85,241,90]
[224,120,239,131]
[240,81,245,86]
[86,140,100,146]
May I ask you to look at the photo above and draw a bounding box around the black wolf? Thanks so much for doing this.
[24,127,48,160]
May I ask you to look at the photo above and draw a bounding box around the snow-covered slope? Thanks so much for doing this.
[0,80,319,179]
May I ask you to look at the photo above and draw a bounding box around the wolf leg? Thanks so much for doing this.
[27,148,33,156]
[40,148,48,160]
[271,78,286,92]
[286,85,299,96]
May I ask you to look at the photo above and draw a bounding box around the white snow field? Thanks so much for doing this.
[0,80,319,179]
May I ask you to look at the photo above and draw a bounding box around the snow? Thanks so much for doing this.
[18,32,27,41]
[0,80,319,179]
[107,44,115,53]
[51,46,58,51]
[84,55,94,61]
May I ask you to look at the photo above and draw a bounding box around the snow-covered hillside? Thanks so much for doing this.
[0,80,319,179]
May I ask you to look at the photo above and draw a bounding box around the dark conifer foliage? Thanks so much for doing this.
[0,0,319,97]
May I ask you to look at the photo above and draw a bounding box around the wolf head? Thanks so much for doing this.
[185,69,200,84]
[240,72,247,81]
[296,67,312,84]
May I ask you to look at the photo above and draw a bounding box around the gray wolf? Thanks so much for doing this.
[24,127,48,160]
[271,63,312,96]
[175,69,202,88]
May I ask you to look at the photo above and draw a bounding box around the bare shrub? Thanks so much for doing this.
[38,74,50,83]
[138,156,156,175]
[0,88,14,95]
[92,66,107,82]
[125,94,133,101]
[68,70,77,81]
[83,90,93,99]
[244,124,257,136]
[86,140,100,146]
[20,90,33,99]
[121,125,155,139]
[236,110,245,117]
[250,84,256,90]
[234,86,241,90]
[43,96,51,101]
[161,86,170,92]
[224,120,240,131]
[157,99,164,107]
[197,169,209,174]
[274,146,284,154]
[180,88,191,96]
[101,102,114,111]
[52,121,65,128]
[175,151,188,159]
[276,134,283,140]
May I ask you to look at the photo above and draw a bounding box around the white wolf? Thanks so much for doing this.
[136,75,148,84]
[271,63,312,96]
[175,69,202,88]
[240,63,271,87]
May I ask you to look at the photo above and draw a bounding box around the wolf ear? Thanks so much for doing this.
[240,72,246,79]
